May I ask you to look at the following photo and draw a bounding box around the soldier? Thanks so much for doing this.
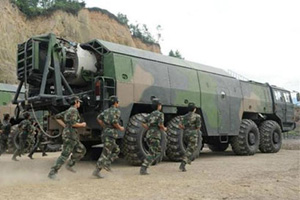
[140,98,167,175]
[92,96,125,178]
[0,114,12,156]
[28,118,47,159]
[48,96,87,179]
[179,102,202,172]
[12,112,33,161]
[0,118,4,155]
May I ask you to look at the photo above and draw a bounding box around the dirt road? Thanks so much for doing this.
[0,144,299,200]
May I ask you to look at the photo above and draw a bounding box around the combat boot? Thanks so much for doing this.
[65,165,76,173]
[12,155,19,161]
[92,168,103,179]
[42,152,48,157]
[179,162,187,172]
[99,160,112,172]
[28,154,33,159]
[48,169,58,180]
[140,166,149,175]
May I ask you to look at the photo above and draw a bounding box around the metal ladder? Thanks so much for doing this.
[100,77,116,109]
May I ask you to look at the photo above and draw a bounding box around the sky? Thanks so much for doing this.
[84,0,300,94]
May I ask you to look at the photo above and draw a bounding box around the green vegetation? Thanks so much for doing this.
[129,23,156,44]
[117,13,129,25]
[11,1,161,46]
[169,50,184,59]
[116,13,161,45]
[10,0,85,17]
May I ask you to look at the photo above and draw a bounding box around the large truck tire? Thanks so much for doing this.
[122,113,167,166]
[166,116,202,161]
[207,143,229,152]
[259,120,282,153]
[231,119,260,155]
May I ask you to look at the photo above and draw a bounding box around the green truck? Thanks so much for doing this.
[0,83,24,121]
[13,33,299,164]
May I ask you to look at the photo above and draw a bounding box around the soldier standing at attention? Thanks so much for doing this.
[179,102,202,172]
[0,114,11,156]
[93,96,124,178]
[140,98,167,175]
[48,96,87,179]
[12,112,33,161]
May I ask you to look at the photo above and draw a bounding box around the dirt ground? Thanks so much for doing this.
[0,140,299,200]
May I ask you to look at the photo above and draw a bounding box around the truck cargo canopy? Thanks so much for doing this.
[88,39,234,78]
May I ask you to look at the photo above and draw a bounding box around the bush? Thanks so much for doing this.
[117,13,129,25]
[169,50,184,59]
[10,0,85,18]
[129,23,157,44]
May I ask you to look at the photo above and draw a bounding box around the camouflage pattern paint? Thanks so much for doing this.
[14,34,296,145]
[241,81,273,114]
[97,41,287,136]
[0,83,24,121]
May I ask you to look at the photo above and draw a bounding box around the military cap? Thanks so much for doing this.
[23,112,30,118]
[152,98,161,105]
[73,96,83,102]
[188,102,196,111]
[109,95,119,104]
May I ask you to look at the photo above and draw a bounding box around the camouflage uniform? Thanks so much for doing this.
[49,106,86,173]
[141,110,165,168]
[0,119,11,155]
[181,112,201,165]
[0,120,3,155]
[12,119,33,160]
[28,123,47,158]
[95,106,121,171]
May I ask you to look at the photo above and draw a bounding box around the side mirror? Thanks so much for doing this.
[297,93,300,101]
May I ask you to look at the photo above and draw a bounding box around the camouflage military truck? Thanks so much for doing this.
[0,83,25,120]
[0,83,53,153]
[13,33,299,164]
[0,83,24,152]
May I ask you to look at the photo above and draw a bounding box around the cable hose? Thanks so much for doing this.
[30,103,61,139]
[21,40,60,139]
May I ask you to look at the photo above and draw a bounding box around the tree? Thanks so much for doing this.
[117,13,129,25]
[169,50,184,59]
[10,0,85,17]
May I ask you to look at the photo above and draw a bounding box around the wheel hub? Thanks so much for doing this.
[248,132,256,145]
[273,131,279,144]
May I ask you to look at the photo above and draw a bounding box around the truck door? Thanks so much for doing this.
[217,85,230,133]
[198,72,230,135]
[283,91,294,123]
[273,89,294,123]
[273,89,286,122]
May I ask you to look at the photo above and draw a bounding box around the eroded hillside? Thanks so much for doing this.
[0,0,161,83]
